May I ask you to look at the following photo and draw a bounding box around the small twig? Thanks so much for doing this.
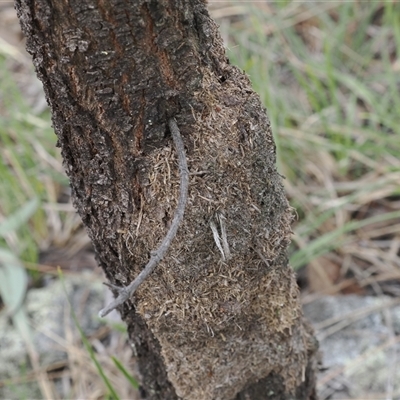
[99,118,189,318]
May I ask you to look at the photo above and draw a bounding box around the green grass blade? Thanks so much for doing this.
[291,210,400,269]
[111,356,139,390]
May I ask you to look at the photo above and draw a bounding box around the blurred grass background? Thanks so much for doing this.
[213,1,400,298]
[1,1,400,399]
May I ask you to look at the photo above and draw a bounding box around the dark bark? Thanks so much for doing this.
[15,0,318,399]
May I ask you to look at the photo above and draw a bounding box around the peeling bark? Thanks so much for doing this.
[15,0,318,399]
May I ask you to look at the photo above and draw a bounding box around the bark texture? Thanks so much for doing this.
[15,0,318,399]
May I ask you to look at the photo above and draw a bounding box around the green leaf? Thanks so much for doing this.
[0,249,33,366]
[0,248,28,315]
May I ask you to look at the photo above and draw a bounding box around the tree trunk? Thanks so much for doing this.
[15,1,318,399]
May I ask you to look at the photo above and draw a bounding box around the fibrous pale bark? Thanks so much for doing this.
[15,0,318,399]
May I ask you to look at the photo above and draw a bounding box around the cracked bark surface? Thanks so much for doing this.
[15,1,318,399]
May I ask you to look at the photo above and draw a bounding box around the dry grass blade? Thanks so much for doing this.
[314,297,400,340]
